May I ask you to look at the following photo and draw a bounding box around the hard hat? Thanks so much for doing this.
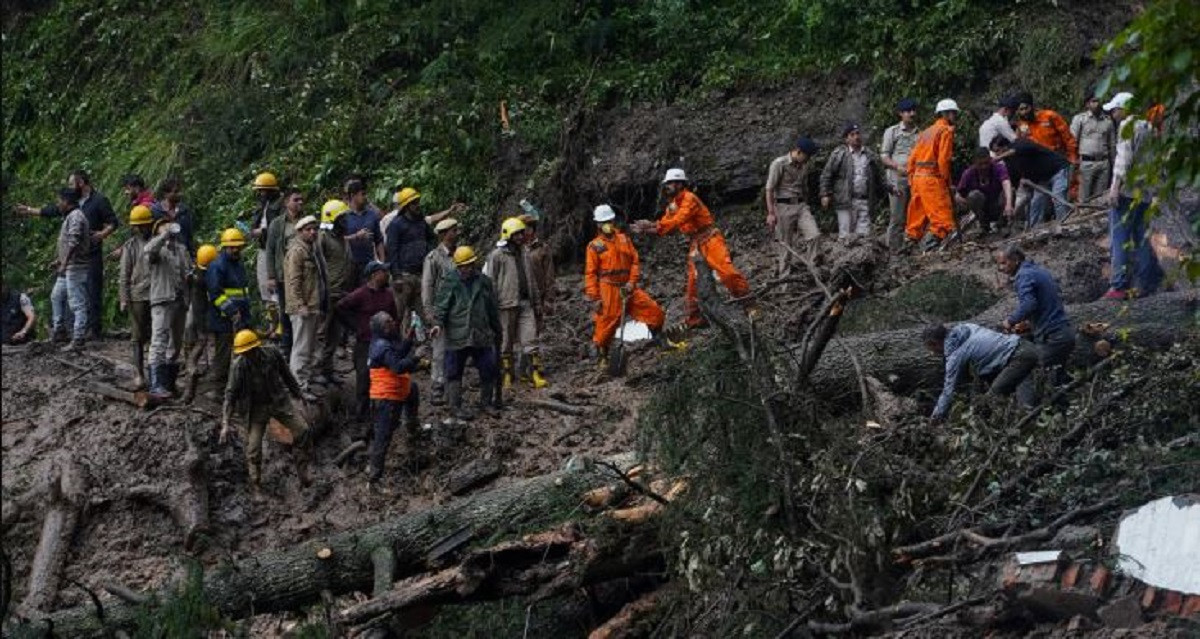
[935,98,960,113]
[661,168,688,184]
[294,215,318,231]
[252,172,278,190]
[453,246,479,266]
[434,218,459,233]
[129,205,153,225]
[321,199,349,224]
[500,216,527,240]
[196,244,218,268]
[593,205,616,222]
[233,329,262,354]
[220,228,246,248]
[1103,92,1133,112]
[393,187,421,209]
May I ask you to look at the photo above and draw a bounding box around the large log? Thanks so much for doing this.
[19,453,639,637]
[809,291,1198,401]
[17,460,89,615]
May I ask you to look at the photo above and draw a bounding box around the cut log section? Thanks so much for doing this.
[445,458,503,495]
[23,453,640,637]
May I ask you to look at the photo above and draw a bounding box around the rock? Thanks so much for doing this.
[1051,524,1099,548]
[1098,595,1144,628]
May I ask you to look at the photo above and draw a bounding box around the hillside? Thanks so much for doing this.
[3,1,1199,638]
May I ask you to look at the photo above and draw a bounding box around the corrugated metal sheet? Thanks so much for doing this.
[1114,495,1200,595]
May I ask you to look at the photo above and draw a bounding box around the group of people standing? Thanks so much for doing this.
[763,90,1165,301]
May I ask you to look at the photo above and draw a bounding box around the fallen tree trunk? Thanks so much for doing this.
[18,460,89,615]
[809,291,1198,401]
[20,453,639,637]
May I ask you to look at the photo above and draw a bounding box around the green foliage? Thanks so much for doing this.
[131,562,229,637]
[1097,0,1200,194]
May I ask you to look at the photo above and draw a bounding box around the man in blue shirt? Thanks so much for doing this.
[342,178,383,289]
[994,245,1074,401]
[923,323,1039,421]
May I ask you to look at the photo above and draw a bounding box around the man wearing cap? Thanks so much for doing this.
[265,188,304,358]
[1071,93,1116,204]
[1015,91,1078,224]
[906,99,960,249]
[284,215,328,396]
[1102,92,1164,300]
[119,205,156,389]
[633,169,756,328]
[765,137,820,276]
[422,217,460,405]
[881,99,921,251]
[337,261,398,425]
[144,218,191,399]
[822,122,889,240]
[586,205,666,368]
[979,96,1019,151]
[385,187,460,335]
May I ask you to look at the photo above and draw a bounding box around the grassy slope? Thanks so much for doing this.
[2,0,1109,326]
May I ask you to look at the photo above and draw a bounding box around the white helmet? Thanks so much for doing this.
[593,204,616,222]
[935,98,960,114]
[661,168,688,184]
[1103,91,1133,112]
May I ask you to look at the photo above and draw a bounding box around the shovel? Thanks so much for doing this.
[607,289,631,377]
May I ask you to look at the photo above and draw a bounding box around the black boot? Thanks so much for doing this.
[165,363,180,395]
[148,365,173,400]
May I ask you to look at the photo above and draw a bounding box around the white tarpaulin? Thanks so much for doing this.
[1113,494,1200,594]
[616,320,651,343]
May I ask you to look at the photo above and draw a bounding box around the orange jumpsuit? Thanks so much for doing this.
[1020,109,1078,162]
[585,229,665,348]
[905,117,956,240]
[656,189,751,326]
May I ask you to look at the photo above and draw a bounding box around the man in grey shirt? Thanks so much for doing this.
[49,188,91,350]
[1071,93,1116,204]
[880,98,920,252]
[765,137,819,276]
[923,322,1039,422]
[979,95,1019,151]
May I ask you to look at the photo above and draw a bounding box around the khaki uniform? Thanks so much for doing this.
[119,234,152,345]
[284,237,327,388]
[223,345,310,483]
[765,154,818,276]
[317,231,352,376]
[1070,110,1115,204]
[421,243,456,388]
[483,243,540,357]
[144,232,190,367]
[881,122,919,250]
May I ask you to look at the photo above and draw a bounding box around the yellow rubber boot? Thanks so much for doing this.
[530,355,549,389]
[501,355,514,389]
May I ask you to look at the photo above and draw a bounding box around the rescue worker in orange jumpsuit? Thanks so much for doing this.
[585,205,666,367]
[1014,91,1077,224]
[906,99,960,250]
[632,169,756,328]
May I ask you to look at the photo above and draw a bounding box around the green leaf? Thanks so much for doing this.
[1170,48,1192,71]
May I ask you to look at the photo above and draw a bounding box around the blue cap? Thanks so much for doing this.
[896,98,917,112]
[364,260,390,277]
[842,122,861,138]
[794,137,819,156]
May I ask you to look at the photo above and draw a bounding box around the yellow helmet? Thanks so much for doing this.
[233,329,262,354]
[393,187,421,209]
[500,216,527,240]
[196,244,218,269]
[452,246,478,266]
[252,172,278,190]
[129,205,153,225]
[321,199,350,224]
[220,228,246,248]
